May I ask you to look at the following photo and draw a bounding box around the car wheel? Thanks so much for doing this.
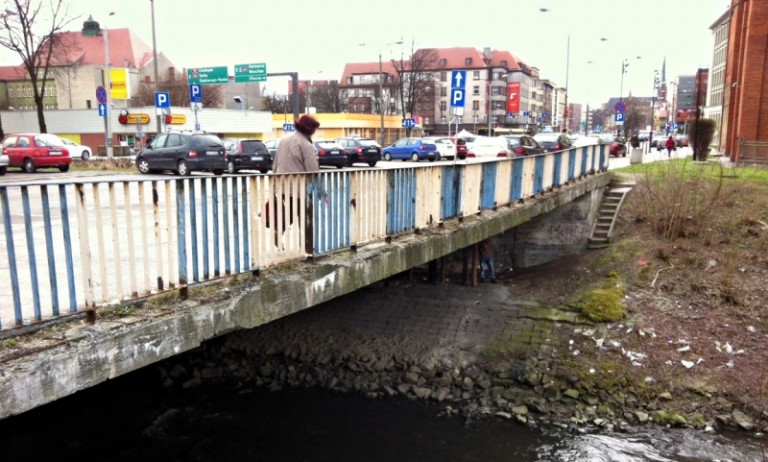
[226,160,237,174]
[259,169,269,174]
[81,150,91,161]
[137,157,151,174]
[368,161,377,167]
[213,169,224,176]
[336,164,344,169]
[411,152,420,162]
[384,153,392,161]
[23,158,36,173]
[59,164,70,173]
[0,166,6,175]
[176,160,190,176]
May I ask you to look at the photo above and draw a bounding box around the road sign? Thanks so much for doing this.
[234,63,267,83]
[189,84,202,103]
[190,102,202,111]
[155,92,170,108]
[615,112,625,125]
[283,123,295,132]
[615,101,626,113]
[450,88,466,107]
[98,103,107,117]
[96,86,107,104]
[451,70,466,89]
[402,118,416,129]
[186,66,229,85]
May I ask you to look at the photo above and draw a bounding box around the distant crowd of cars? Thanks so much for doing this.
[0,128,683,177]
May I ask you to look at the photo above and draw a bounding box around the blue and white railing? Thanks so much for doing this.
[0,145,607,331]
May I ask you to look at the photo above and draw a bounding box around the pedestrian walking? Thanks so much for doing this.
[478,238,497,283]
[269,114,322,245]
[274,114,320,174]
[665,135,676,157]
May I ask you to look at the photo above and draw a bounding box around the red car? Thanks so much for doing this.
[609,136,628,157]
[1,133,73,173]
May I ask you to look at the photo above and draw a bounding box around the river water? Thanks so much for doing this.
[1,364,763,461]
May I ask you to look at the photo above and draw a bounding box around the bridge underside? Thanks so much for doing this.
[0,173,611,420]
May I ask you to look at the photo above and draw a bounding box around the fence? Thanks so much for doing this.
[0,145,607,332]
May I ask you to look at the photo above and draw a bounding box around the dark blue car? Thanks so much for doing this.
[381,137,439,162]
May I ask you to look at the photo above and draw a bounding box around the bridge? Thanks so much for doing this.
[0,147,611,419]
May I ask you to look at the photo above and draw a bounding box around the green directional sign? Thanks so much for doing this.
[234,63,267,83]
[186,66,229,85]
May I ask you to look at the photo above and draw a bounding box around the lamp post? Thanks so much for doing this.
[104,12,115,159]
[649,70,659,149]
[377,42,402,146]
[150,0,161,135]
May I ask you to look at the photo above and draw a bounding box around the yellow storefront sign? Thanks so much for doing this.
[126,113,150,124]
[109,68,130,100]
[168,114,187,124]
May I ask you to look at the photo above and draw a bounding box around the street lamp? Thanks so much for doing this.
[150,0,160,135]
[104,11,115,159]
[377,42,402,146]
[649,70,659,148]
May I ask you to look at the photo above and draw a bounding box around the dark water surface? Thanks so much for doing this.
[1,365,763,461]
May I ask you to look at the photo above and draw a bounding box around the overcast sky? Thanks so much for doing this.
[1,0,729,107]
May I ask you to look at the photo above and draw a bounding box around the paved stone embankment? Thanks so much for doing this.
[162,277,621,429]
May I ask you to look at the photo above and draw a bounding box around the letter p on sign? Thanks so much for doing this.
[155,91,170,108]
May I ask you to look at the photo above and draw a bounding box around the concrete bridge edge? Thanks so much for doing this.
[0,173,612,420]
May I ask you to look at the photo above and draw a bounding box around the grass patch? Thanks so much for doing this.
[566,272,626,322]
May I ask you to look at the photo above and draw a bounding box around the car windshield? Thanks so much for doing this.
[192,134,224,148]
[240,140,267,154]
[357,139,378,147]
[534,134,559,142]
[315,141,340,149]
[36,134,64,147]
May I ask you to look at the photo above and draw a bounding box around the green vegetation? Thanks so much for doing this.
[566,272,627,322]
[0,338,18,351]
[97,305,136,319]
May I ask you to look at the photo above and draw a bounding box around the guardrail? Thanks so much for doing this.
[0,145,607,332]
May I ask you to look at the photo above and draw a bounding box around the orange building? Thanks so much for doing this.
[723,0,768,162]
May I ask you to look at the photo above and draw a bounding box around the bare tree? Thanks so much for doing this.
[308,81,341,113]
[0,0,76,133]
[131,73,223,108]
[393,42,439,136]
[261,93,292,114]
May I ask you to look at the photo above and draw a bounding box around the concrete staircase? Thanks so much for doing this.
[588,185,634,248]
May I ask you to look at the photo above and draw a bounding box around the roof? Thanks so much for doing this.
[0,66,27,81]
[46,28,155,69]
[339,47,529,86]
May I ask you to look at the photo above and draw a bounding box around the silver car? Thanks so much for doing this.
[0,145,8,175]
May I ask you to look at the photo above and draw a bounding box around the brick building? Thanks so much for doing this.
[723,0,768,161]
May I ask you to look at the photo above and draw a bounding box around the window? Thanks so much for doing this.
[440,72,447,82]
[440,101,446,111]
[473,101,480,110]
[465,57,472,66]
[439,58,447,68]
[473,85,479,95]
[473,71,480,79]
[440,116,447,124]
[440,87,447,97]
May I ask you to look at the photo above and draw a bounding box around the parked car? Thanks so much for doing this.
[381,138,439,162]
[135,132,227,176]
[223,138,272,174]
[58,137,92,160]
[313,140,348,169]
[452,137,469,160]
[675,134,689,148]
[469,136,517,158]
[533,133,573,153]
[609,136,628,157]
[334,137,381,167]
[264,139,281,157]
[1,133,73,173]
[422,136,458,160]
[503,135,545,156]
